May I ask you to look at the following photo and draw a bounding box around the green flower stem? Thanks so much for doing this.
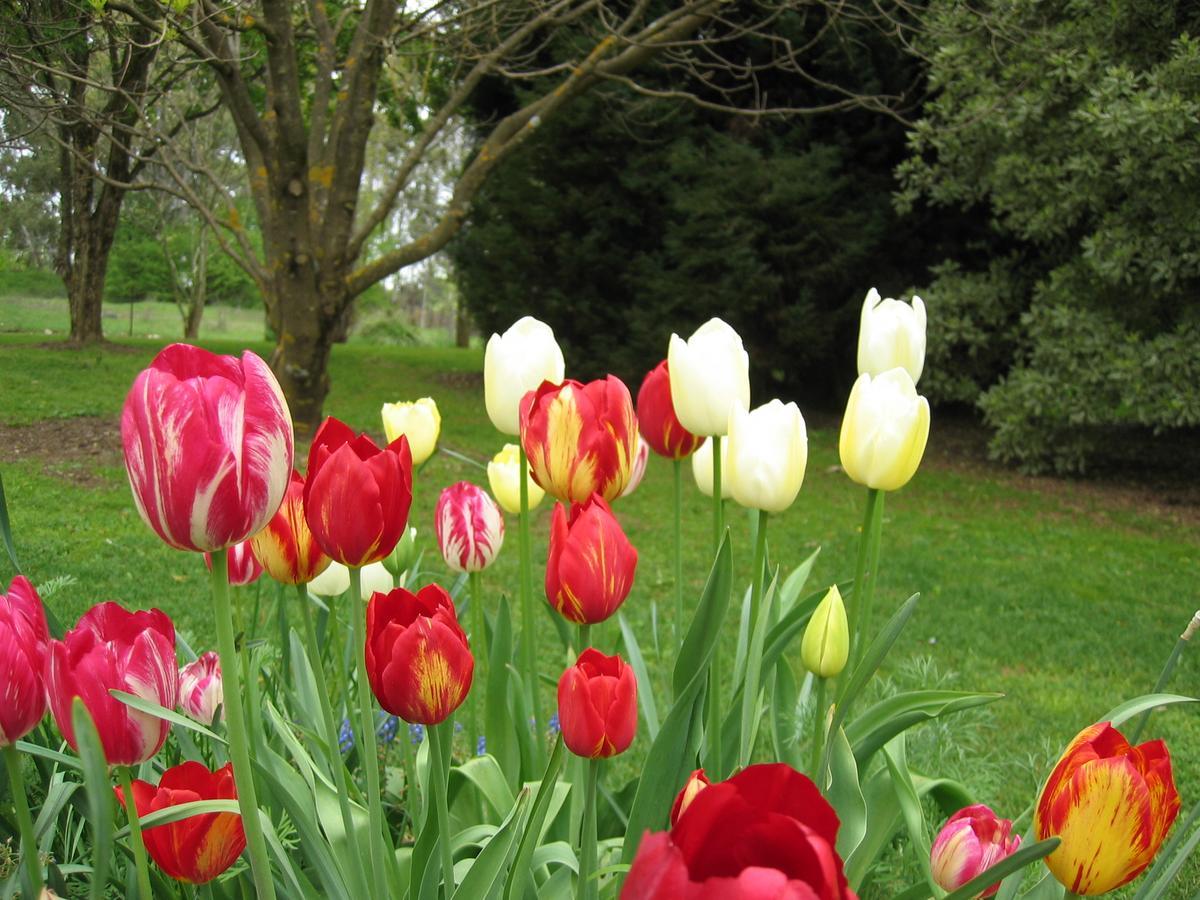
[276,581,291,684]
[349,565,386,898]
[2,745,42,896]
[209,549,276,900]
[846,488,884,675]
[578,758,600,900]
[470,570,487,754]
[517,445,543,761]
[737,510,769,768]
[296,583,364,889]
[116,765,152,900]
[1129,611,1198,744]
[433,719,458,897]
[711,436,723,553]
[579,622,591,652]
[706,436,725,777]
[673,458,684,648]
[809,676,828,778]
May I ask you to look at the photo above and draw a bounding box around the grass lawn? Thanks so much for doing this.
[0,330,1196,897]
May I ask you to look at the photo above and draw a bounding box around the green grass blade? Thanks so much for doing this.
[71,700,113,900]
[0,471,22,575]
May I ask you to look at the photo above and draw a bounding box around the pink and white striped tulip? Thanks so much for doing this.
[45,602,179,766]
[931,804,1021,898]
[178,651,223,725]
[435,482,505,573]
[203,539,263,586]
[0,576,50,746]
[618,435,650,499]
[121,344,294,553]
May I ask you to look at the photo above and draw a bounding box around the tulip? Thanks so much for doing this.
[1035,722,1180,895]
[304,417,413,567]
[248,470,331,585]
[669,769,710,827]
[546,495,638,625]
[436,482,505,573]
[801,585,849,678]
[487,443,545,514]
[636,360,703,459]
[484,316,565,435]
[203,539,262,586]
[725,399,807,513]
[931,805,1021,898]
[365,585,473,725]
[383,526,419,578]
[839,368,930,492]
[691,437,732,499]
[667,318,750,437]
[381,398,441,466]
[46,602,178,766]
[178,652,222,725]
[121,343,293,553]
[858,287,926,384]
[115,761,246,884]
[622,763,855,898]
[520,376,639,504]
[618,435,650,499]
[0,576,49,746]
[556,648,637,758]
[307,560,393,598]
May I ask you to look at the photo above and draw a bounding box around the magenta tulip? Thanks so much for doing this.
[435,481,505,573]
[0,576,50,746]
[178,652,223,725]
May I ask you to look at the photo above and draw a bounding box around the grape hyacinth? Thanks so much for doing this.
[338,718,354,754]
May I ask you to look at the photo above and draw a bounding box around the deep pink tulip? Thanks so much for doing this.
[121,344,294,553]
[178,652,222,725]
[203,539,263,586]
[46,602,178,766]
[931,804,1021,898]
[0,576,50,746]
[435,481,505,573]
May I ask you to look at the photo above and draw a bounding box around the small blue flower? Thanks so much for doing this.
[377,715,399,744]
[454,721,463,733]
[476,735,486,756]
[548,712,561,735]
[338,718,355,754]
[409,723,425,745]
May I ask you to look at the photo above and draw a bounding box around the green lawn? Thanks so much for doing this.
[0,332,1196,897]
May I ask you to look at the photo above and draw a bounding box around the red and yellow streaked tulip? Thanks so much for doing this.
[303,417,413,568]
[545,495,638,625]
[121,344,293,553]
[618,435,649,499]
[248,470,331,585]
[435,481,505,573]
[669,769,710,827]
[636,360,703,460]
[365,585,473,725]
[203,539,262,586]
[930,804,1021,898]
[46,602,178,766]
[520,376,638,504]
[557,648,637,759]
[0,576,49,746]
[115,761,246,884]
[381,397,441,466]
[1035,722,1180,895]
[484,316,565,436]
[178,652,222,726]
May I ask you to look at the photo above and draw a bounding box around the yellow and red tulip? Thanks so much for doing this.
[669,769,710,827]
[115,762,246,884]
[1035,721,1180,895]
[520,376,638,504]
[249,470,332,585]
[365,584,473,725]
[545,495,638,625]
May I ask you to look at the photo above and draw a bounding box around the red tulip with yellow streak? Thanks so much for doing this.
[545,494,638,625]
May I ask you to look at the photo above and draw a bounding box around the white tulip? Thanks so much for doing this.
[668,318,751,436]
[484,316,565,435]
[307,560,394,598]
[381,397,441,465]
[725,399,807,513]
[857,288,926,384]
[691,436,732,499]
[839,368,930,492]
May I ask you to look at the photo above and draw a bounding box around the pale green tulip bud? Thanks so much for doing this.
[839,368,930,492]
[725,399,807,513]
[801,585,849,678]
[381,397,441,465]
[484,317,565,435]
[857,288,926,384]
[667,318,750,437]
[383,526,419,577]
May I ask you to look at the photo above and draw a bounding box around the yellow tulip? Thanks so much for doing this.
[381,397,441,465]
[487,443,545,514]
[857,288,926,384]
[800,585,849,678]
[725,399,807,513]
[839,369,930,492]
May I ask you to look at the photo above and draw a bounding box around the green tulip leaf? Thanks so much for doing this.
[113,799,241,838]
[1101,693,1198,728]
[0,471,21,575]
[882,734,936,896]
[826,726,867,860]
[452,787,529,900]
[503,735,567,900]
[847,690,1004,767]
[455,755,518,820]
[619,611,660,741]
[70,699,112,900]
[108,690,226,745]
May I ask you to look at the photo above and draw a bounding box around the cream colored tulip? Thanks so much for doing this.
[487,443,545,514]
[381,397,441,465]
[691,436,732,499]
[307,560,393,598]
[484,316,565,435]
[857,288,927,384]
[839,369,930,491]
[667,318,750,436]
[725,399,807,513]
[801,585,849,678]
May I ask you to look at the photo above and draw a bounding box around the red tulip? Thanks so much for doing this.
[669,769,710,827]
[121,344,294,553]
[365,585,473,725]
[248,469,332,584]
[435,481,505,573]
[622,763,857,899]
[0,576,50,746]
[304,417,413,567]
[178,652,222,725]
[115,761,246,884]
[45,602,178,766]
[556,649,637,759]
[520,376,638,503]
[1035,722,1180,895]
[618,436,650,499]
[203,539,263,586]
[636,360,703,460]
[546,495,638,625]
[930,804,1020,897]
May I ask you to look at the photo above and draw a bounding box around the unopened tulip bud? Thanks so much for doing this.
[383,527,419,578]
[801,586,849,678]
[436,482,504,573]
[382,398,441,466]
[858,288,926,384]
[306,560,392,598]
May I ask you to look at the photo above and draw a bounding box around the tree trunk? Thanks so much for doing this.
[183,229,209,340]
[455,297,470,348]
[67,262,105,343]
